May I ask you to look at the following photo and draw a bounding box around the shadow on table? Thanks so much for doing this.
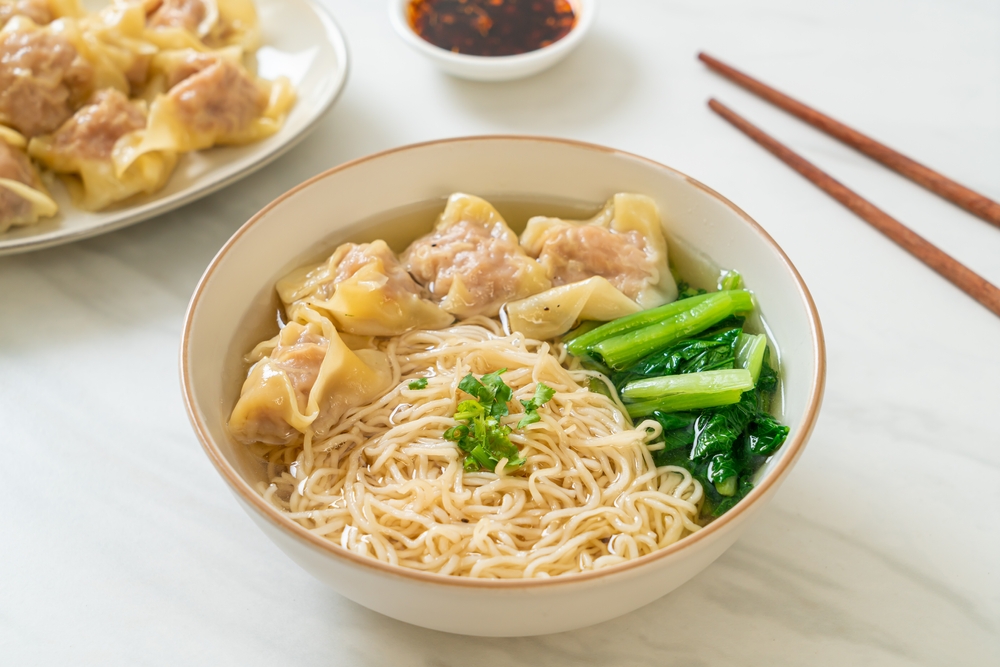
[439,31,640,133]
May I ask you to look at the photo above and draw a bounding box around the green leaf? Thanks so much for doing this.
[518,382,555,428]
[408,378,428,390]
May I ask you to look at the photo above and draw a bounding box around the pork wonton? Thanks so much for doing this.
[403,193,551,318]
[115,50,294,168]
[520,193,678,309]
[278,240,454,337]
[0,125,58,232]
[228,312,393,446]
[28,88,176,210]
[0,17,94,137]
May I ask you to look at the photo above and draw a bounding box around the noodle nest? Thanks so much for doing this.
[258,317,704,579]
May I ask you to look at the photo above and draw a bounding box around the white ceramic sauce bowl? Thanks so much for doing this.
[180,136,825,636]
[388,0,596,81]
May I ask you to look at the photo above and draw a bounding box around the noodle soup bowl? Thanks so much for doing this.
[181,136,825,636]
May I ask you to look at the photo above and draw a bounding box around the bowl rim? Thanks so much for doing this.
[180,134,827,590]
[387,0,596,68]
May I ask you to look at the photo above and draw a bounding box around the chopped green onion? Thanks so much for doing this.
[408,378,428,390]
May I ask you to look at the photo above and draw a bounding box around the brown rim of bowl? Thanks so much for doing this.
[180,134,827,589]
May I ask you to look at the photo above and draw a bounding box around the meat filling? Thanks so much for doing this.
[46,89,146,160]
[0,137,39,222]
[167,59,266,136]
[0,0,52,28]
[147,0,207,33]
[535,225,656,301]
[0,27,94,137]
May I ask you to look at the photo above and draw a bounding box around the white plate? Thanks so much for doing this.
[0,0,349,256]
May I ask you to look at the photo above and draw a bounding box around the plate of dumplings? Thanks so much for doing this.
[0,0,348,255]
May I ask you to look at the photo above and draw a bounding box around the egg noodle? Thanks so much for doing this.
[257,316,704,578]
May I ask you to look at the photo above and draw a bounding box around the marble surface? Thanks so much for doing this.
[2,0,998,663]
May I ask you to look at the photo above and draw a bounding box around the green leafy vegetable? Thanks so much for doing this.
[676,280,709,299]
[718,270,743,291]
[622,368,754,402]
[611,326,742,389]
[565,292,717,356]
[518,382,556,428]
[407,378,428,390]
[735,333,768,384]
[443,370,553,472]
[591,290,755,369]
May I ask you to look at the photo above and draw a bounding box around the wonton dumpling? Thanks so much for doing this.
[136,43,242,100]
[141,0,259,54]
[403,193,551,318]
[72,1,159,91]
[115,51,294,168]
[521,193,678,309]
[0,16,94,137]
[277,240,454,337]
[504,277,641,340]
[0,125,57,232]
[228,312,393,446]
[0,0,81,28]
[28,89,177,210]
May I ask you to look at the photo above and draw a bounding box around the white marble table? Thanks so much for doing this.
[3,1,998,663]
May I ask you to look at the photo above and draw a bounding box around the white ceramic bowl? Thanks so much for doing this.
[181,136,825,636]
[388,0,596,81]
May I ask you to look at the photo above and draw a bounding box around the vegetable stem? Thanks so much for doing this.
[593,290,754,369]
[621,368,753,401]
[565,292,716,355]
[735,333,768,385]
[625,389,745,418]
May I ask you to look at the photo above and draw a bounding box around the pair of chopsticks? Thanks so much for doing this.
[698,52,1000,318]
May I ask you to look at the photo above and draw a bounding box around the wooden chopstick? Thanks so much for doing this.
[708,98,1000,318]
[698,52,1000,229]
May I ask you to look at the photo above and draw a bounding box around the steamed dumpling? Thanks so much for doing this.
[228,312,393,446]
[0,125,57,232]
[0,16,94,137]
[115,49,294,168]
[0,0,82,28]
[520,193,678,309]
[277,240,454,337]
[143,0,261,52]
[504,277,642,340]
[28,88,177,210]
[71,1,158,91]
[403,193,551,318]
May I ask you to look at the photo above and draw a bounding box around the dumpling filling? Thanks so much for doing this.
[403,193,551,318]
[277,239,454,336]
[0,20,94,137]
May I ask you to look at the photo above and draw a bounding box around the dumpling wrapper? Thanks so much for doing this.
[143,0,261,53]
[504,276,641,340]
[228,312,393,446]
[0,16,95,138]
[277,240,454,337]
[521,193,678,309]
[115,52,294,170]
[0,0,83,28]
[28,89,177,211]
[403,193,551,318]
[0,125,58,232]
